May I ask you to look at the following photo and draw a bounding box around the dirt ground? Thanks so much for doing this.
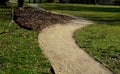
[14,7,73,31]
[38,19,113,74]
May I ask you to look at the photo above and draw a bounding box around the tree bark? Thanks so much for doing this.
[29,0,30,3]
[33,0,36,3]
[18,0,24,7]
[39,0,42,3]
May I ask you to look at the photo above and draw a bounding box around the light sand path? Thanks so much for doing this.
[38,19,112,74]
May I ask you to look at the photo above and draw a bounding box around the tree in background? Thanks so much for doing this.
[39,0,42,3]
[18,0,24,7]
[0,0,8,5]
[60,0,95,4]
[59,0,69,3]
[47,0,55,3]
[33,0,36,3]
[113,0,120,5]
[29,0,30,3]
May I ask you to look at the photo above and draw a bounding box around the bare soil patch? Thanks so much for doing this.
[14,7,74,31]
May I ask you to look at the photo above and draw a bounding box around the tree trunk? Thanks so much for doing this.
[47,0,54,3]
[39,0,42,3]
[18,0,24,7]
[29,0,30,3]
[33,0,36,3]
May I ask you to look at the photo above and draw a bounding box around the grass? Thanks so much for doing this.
[39,3,120,74]
[0,4,51,74]
[39,3,120,23]
[39,3,120,12]
[74,24,120,74]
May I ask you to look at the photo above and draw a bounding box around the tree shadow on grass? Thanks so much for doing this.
[84,16,120,26]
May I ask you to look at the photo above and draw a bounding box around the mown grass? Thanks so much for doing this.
[39,3,120,12]
[39,3,120,74]
[0,5,51,74]
[39,3,120,23]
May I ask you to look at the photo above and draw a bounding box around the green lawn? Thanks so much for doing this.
[0,5,51,74]
[39,3,120,74]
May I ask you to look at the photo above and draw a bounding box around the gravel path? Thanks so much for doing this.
[38,19,112,74]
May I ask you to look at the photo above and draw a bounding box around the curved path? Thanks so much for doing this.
[38,19,112,74]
